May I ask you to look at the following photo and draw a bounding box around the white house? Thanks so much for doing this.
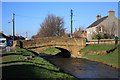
[86,10,119,40]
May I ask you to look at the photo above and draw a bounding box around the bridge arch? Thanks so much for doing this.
[55,47,71,58]
[15,37,86,57]
[29,46,72,58]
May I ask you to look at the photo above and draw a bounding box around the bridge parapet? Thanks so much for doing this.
[22,37,86,48]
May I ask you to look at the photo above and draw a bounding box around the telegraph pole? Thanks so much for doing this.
[12,13,15,41]
[70,9,73,38]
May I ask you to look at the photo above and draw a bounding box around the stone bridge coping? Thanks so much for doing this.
[23,38,86,47]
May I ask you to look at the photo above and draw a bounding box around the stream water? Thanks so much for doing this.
[39,54,119,79]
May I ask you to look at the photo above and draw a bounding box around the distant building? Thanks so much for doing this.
[73,28,82,38]
[81,30,87,38]
[86,10,119,40]
[0,32,8,39]
[72,28,87,38]
[63,33,70,37]
[0,32,25,46]
[8,35,25,40]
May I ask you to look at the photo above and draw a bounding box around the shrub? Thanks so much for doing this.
[92,33,115,39]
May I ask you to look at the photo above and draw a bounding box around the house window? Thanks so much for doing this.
[100,27,103,33]
[96,25,104,33]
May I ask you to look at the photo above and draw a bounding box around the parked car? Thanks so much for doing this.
[0,38,7,49]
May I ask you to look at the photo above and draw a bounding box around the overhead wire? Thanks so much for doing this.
[15,14,43,19]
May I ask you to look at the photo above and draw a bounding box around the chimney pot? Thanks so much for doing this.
[96,15,101,20]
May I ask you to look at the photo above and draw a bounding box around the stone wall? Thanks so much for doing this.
[86,39,120,45]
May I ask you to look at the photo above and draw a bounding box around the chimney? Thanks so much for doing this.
[108,10,115,16]
[96,15,101,20]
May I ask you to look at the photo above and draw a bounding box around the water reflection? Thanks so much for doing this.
[39,54,119,78]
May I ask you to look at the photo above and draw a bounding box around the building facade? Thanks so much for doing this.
[86,10,119,40]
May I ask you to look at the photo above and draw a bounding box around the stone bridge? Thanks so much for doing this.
[17,37,86,57]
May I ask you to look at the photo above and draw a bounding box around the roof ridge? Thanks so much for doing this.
[87,16,108,29]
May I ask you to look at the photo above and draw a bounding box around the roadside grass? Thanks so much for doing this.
[80,44,119,68]
[1,47,77,79]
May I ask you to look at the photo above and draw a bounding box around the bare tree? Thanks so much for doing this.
[33,14,65,38]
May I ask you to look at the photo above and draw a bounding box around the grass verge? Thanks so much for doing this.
[1,47,77,79]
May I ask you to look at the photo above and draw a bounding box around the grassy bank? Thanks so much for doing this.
[80,44,119,68]
[40,44,119,68]
[1,47,77,79]
[43,48,61,55]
